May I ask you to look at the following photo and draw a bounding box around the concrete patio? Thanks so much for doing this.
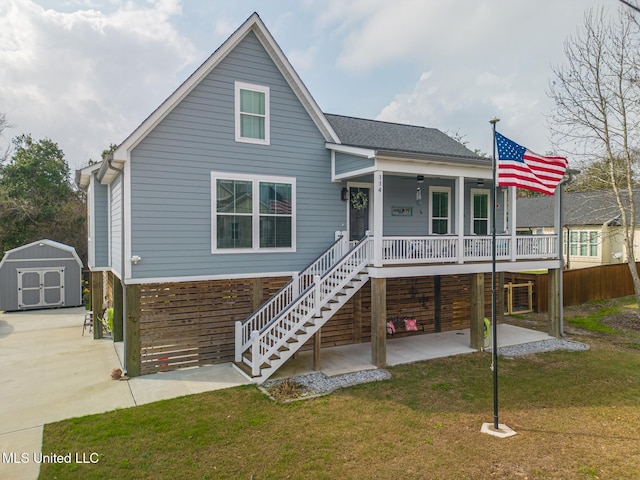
[270,324,553,379]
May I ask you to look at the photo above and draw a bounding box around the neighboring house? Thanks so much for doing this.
[517,190,640,270]
[77,13,564,382]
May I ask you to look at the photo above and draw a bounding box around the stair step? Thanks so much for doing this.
[234,361,260,378]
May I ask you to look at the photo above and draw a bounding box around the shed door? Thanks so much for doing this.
[17,268,65,309]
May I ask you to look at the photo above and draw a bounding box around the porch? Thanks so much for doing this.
[270,323,553,380]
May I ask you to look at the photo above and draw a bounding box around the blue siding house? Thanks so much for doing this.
[77,13,564,381]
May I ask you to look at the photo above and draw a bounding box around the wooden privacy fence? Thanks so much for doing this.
[137,277,288,375]
[507,262,640,313]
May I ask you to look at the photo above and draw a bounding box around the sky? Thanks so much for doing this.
[0,0,619,173]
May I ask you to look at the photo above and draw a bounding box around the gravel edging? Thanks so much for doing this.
[262,369,392,400]
[488,338,590,357]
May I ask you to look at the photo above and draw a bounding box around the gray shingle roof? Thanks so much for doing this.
[517,190,640,228]
[325,114,485,161]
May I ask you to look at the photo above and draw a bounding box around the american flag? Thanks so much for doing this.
[496,132,568,195]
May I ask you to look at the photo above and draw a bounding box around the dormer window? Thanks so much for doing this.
[235,81,270,145]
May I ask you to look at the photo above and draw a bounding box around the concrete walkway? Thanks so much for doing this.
[0,307,249,480]
[0,307,552,479]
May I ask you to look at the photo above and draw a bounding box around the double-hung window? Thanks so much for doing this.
[212,172,294,252]
[429,186,451,234]
[569,230,598,257]
[235,82,270,145]
[470,188,490,235]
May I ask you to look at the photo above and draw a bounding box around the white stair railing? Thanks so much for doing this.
[246,235,372,377]
[235,232,349,362]
[248,237,372,376]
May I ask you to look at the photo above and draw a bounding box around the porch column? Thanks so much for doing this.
[125,284,141,377]
[552,185,564,335]
[313,329,321,371]
[373,170,384,267]
[252,278,263,310]
[90,271,103,340]
[470,272,485,350]
[112,275,124,342]
[371,277,387,368]
[548,268,562,338]
[509,186,517,261]
[456,176,465,263]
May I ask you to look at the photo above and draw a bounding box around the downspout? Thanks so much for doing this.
[106,155,128,375]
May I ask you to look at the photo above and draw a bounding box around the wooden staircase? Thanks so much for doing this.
[234,234,371,383]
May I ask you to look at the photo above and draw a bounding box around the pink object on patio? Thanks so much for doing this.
[404,319,418,331]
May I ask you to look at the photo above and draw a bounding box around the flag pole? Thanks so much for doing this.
[481,117,516,438]
[490,117,500,430]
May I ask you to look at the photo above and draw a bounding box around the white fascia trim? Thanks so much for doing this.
[125,271,297,285]
[88,266,112,273]
[376,157,492,179]
[124,154,132,281]
[332,166,377,182]
[88,181,95,268]
[3,257,77,263]
[326,143,376,158]
[368,259,561,278]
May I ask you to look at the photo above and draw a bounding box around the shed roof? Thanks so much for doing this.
[325,114,485,162]
[0,239,82,267]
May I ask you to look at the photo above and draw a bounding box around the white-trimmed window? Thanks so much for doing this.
[235,81,270,145]
[569,230,599,257]
[212,172,294,252]
[470,188,490,235]
[429,186,450,234]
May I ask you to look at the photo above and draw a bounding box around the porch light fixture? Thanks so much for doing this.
[477,179,484,187]
[341,187,349,201]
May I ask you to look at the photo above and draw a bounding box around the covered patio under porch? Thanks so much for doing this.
[270,323,553,380]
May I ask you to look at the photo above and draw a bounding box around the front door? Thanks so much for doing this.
[349,186,370,241]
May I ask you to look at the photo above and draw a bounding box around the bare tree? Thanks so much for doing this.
[548,7,640,314]
[0,112,13,163]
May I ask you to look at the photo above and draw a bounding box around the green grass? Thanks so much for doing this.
[40,303,640,479]
[565,305,619,333]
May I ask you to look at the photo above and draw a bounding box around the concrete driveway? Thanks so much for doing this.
[0,307,249,480]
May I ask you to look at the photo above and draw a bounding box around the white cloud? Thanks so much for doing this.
[321,0,607,154]
[0,0,197,169]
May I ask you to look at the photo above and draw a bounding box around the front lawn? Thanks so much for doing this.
[40,297,640,479]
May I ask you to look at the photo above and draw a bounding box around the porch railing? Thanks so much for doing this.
[382,235,557,264]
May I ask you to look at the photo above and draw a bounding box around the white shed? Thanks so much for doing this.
[0,239,83,312]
